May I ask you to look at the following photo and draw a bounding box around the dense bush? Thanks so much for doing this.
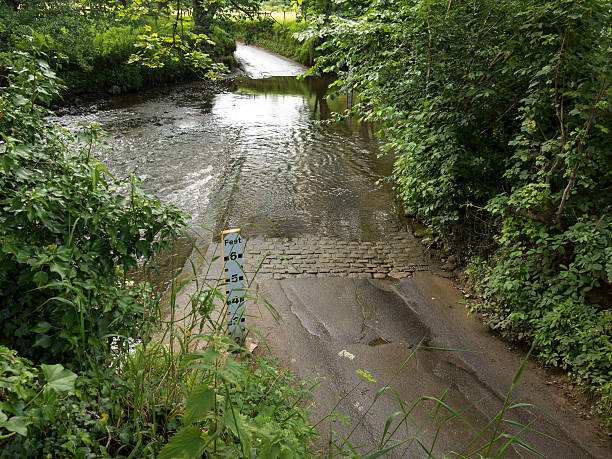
[1,339,318,457]
[305,0,612,426]
[0,2,236,96]
[0,48,186,366]
[0,346,134,457]
[0,1,97,71]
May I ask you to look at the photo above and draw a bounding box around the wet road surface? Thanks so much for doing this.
[249,276,611,458]
[234,42,307,78]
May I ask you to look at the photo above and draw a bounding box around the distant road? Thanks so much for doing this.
[234,42,307,78]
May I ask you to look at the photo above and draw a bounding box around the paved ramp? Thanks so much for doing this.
[244,233,428,279]
[235,42,308,78]
[250,275,611,458]
[172,233,611,458]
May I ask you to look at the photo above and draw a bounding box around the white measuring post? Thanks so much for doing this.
[222,229,246,343]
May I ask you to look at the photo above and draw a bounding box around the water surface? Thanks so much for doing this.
[58,46,400,241]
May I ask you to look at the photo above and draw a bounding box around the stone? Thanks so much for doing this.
[232,234,435,280]
[443,255,458,271]
[411,221,433,239]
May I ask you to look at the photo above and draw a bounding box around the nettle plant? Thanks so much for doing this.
[0,346,79,446]
[0,47,186,367]
[158,343,317,458]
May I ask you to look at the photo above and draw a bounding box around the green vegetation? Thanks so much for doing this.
[260,0,294,12]
[0,48,183,366]
[0,1,240,96]
[2,0,610,454]
[301,0,612,429]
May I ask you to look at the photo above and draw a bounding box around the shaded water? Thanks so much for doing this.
[58,46,400,241]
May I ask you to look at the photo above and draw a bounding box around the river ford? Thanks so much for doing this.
[57,44,399,243]
[56,44,611,458]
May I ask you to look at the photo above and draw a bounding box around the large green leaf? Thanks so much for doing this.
[181,349,219,368]
[158,426,207,459]
[31,321,52,333]
[183,384,214,426]
[225,407,251,455]
[12,94,28,106]
[221,357,244,387]
[1,416,28,436]
[41,364,77,394]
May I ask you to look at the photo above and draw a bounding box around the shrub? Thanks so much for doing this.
[0,48,186,366]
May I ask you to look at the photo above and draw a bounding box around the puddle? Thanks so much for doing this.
[368,337,390,346]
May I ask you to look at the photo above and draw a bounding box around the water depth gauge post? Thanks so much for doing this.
[222,229,246,343]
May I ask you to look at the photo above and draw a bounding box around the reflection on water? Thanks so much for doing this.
[58,73,400,241]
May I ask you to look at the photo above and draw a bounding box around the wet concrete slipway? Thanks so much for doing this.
[58,44,611,457]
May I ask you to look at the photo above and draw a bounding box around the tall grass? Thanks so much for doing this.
[114,228,318,457]
[319,344,553,458]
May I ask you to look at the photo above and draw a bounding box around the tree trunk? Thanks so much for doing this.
[192,0,205,28]
[192,0,218,31]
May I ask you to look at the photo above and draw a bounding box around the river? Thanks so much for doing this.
[57,43,400,243]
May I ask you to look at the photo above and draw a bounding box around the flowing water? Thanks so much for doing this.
[58,44,401,241]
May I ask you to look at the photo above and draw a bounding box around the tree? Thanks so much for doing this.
[192,0,261,30]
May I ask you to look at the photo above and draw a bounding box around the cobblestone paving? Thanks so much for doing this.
[241,232,427,279]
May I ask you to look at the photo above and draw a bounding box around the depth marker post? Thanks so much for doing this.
[221,229,246,343]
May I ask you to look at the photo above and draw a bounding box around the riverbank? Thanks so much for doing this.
[0,2,237,107]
